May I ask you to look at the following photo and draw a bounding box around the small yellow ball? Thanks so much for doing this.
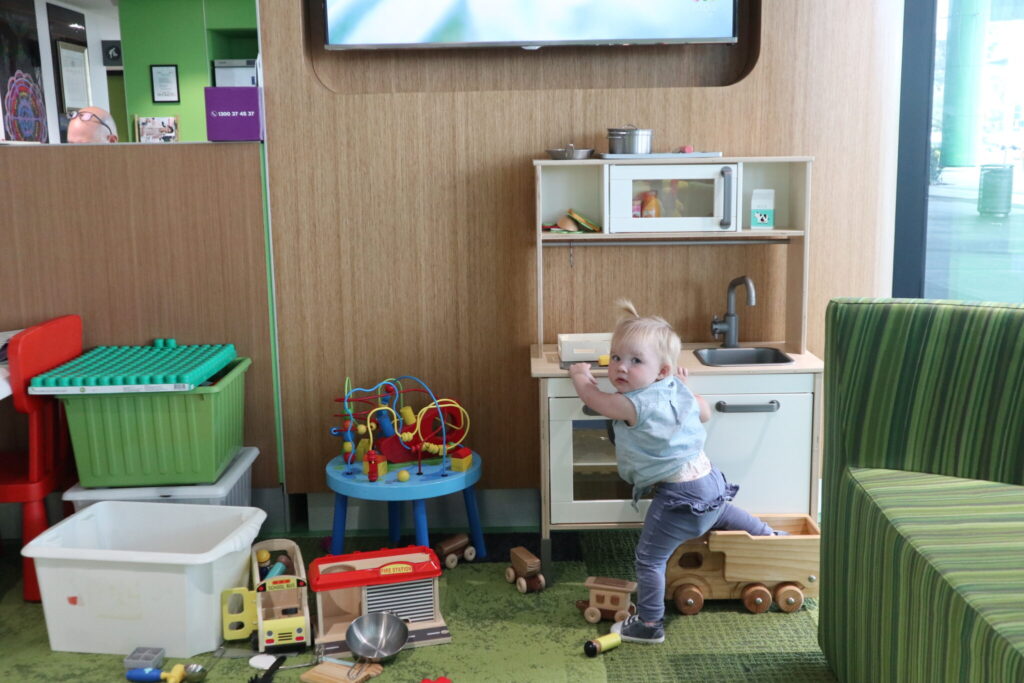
[397,470,411,482]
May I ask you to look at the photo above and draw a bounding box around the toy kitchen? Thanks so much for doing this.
[530,137,823,567]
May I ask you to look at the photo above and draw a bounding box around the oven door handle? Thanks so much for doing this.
[581,405,603,417]
[714,399,780,413]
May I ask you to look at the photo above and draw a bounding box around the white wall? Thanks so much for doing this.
[33,0,120,142]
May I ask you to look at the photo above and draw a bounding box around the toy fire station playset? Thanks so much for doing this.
[309,546,450,656]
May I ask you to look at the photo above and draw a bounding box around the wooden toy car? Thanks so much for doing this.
[435,533,477,570]
[504,546,545,593]
[576,576,637,624]
[666,513,820,615]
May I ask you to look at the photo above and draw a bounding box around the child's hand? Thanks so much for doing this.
[569,362,597,386]
[675,366,689,382]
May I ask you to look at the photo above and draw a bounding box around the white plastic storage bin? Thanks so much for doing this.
[62,447,259,511]
[22,501,265,657]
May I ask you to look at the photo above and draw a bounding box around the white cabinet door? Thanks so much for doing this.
[702,392,813,514]
[548,397,649,524]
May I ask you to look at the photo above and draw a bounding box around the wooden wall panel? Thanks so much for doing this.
[0,143,278,487]
[260,1,902,492]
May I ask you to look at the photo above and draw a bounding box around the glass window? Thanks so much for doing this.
[921,0,1024,302]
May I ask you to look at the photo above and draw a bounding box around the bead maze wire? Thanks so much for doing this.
[331,375,469,477]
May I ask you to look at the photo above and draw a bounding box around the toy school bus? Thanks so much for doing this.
[221,539,312,652]
[666,513,820,615]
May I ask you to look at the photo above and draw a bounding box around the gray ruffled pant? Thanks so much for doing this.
[634,467,774,624]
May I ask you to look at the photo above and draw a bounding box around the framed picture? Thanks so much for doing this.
[136,115,178,143]
[150,64,179,103]
[57,41,91,111]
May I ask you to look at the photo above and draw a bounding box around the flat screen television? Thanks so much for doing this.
[324,0,738,51]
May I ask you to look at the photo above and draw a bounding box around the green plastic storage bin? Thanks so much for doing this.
[61,358,251,488]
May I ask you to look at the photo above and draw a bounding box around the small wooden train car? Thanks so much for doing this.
[434,533,477,570]
[504,546,545,593]
[576,576,637,624]
[666,513,821,615]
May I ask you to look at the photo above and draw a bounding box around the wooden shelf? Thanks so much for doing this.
[541,228,803,243]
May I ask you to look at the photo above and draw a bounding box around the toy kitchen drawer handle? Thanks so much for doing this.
[714,399,780,413]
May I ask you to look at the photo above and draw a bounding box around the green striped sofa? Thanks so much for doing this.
[820,299,1024,682]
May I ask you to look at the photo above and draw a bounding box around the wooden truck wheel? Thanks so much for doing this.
[773,583,804,613]
[584,606,602,624]
[613,609,631,623]
[674,583,705,615]
[505,566,517,583]
[464,546,477,562]
[536,573,546,591]
[516,577,528,594]
[742,583,772,614]
[444,553,459,570]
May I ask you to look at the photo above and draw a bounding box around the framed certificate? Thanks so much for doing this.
[150,64,180,103]
[57,41,92,111]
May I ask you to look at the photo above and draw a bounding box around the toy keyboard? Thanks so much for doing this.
[28,339,236,395]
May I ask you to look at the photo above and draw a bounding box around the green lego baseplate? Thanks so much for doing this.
[28,338,236,394]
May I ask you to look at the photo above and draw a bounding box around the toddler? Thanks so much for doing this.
[569,300,780,644]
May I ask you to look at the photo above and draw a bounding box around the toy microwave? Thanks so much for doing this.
[607,163,741,233]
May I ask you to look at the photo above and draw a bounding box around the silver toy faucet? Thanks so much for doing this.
[711,276,756,348]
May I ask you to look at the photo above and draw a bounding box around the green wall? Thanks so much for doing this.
[119,0,257,142]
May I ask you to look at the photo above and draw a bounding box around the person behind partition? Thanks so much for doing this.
[67,107,118,143]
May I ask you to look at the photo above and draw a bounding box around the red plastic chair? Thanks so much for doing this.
[0,315,82,601]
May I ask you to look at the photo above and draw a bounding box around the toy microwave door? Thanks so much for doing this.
[607,163,740,233]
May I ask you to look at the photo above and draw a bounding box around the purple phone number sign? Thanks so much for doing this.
[204,87,263,141]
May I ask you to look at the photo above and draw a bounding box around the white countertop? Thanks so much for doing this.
[530,343,823,378]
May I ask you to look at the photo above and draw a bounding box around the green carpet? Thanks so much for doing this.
[0,532,835,682]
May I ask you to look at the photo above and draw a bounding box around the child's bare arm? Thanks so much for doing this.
[676,366,711,423]
[569,363,637,423]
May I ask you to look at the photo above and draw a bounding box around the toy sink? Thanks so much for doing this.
[694,347,793,367]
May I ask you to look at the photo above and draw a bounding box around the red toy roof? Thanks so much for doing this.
[309,545,442,592]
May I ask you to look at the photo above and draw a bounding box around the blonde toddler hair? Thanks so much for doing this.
[611,299,681,369]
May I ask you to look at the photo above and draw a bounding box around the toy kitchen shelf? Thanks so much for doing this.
[533,156,813,357]
[530,156,821,569]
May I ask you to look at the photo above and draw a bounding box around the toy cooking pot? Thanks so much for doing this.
[345,611,409,664]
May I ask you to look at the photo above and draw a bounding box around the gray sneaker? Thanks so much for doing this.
[610,614,665,644]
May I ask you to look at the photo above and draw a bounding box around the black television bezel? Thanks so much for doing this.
[322,0,738,51]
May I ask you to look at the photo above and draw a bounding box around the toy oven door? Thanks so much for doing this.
[607,163,740,233]
[548,396,651,524]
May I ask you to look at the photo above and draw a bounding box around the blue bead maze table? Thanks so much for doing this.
[325,452,487,560]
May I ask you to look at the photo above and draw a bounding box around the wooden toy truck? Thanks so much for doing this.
[576,576,637,623]
[221,539,312,652]
[435,533,477,570]
[309,546,451,656]
[504,546,545,593]
[666,513,821,615]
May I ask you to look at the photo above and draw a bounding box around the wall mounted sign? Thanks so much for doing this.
[101,40,122,67]
[150,64,179,103]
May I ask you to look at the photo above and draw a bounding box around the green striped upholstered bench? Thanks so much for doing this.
[819,299,1024,682]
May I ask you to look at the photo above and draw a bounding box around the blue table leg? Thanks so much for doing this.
[412,499,429,548]
[463,486,487,560]
[331,492,348,555]
[388,501,403,545]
